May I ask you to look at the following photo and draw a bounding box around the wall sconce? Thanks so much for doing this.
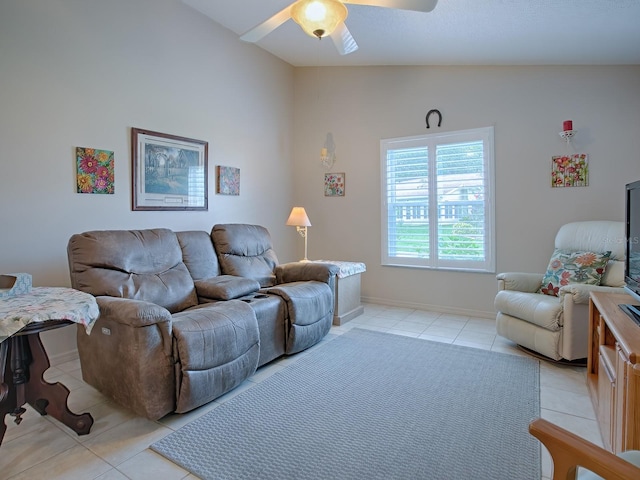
[559,119,575,144]
[321,132,336,170]
[286,207,312,262]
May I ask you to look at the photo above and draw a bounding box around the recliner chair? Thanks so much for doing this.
[495,221,625,361]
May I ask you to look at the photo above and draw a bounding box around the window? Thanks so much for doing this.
[381,126,495,272]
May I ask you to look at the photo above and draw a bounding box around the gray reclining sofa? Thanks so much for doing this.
[67,224,338,419]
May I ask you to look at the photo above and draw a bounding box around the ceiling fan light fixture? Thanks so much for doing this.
[291,0,348,39]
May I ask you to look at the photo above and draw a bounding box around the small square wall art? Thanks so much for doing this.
[551,153,588,188]
[76,147,115,194]
[216,165,240,195]
[324,172,345,197]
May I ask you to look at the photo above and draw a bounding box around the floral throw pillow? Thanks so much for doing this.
[539,249,611,297]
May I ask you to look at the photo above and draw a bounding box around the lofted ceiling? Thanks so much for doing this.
[181,0,640,67]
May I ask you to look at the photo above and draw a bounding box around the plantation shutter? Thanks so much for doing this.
[381,127,495,272]
[385,145,430,262]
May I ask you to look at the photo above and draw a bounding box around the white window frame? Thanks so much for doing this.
[380,126,495,273]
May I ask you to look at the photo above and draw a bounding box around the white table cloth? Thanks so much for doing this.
[0,287,99,343]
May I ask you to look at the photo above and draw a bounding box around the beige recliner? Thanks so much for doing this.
[495,221,625,361]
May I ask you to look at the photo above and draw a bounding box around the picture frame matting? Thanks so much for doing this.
[131,127,208,211]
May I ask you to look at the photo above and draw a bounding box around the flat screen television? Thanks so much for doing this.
[621,179,640,325]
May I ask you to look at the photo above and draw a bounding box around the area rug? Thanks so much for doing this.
[151,328,540,479]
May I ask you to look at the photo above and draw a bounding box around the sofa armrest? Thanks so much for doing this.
[559,284,627,305]
[496,272,543,293]
[96,296,173,329]
[276,262,340,285]
[78,296,175,419]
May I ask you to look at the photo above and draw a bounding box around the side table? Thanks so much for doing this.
[313,260,366,326]
[0,287,99,447]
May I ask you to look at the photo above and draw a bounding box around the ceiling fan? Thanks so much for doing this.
[240,0,438,56]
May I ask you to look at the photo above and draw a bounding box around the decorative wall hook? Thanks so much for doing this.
[426,109,442,129]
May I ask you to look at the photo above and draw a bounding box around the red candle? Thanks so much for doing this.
[563,120,573,131]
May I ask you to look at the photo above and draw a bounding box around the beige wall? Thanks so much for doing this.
[0,0,295,360]
[2,2,640,360]
[292,65,640,316]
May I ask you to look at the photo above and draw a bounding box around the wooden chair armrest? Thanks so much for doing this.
[529,418,640,480]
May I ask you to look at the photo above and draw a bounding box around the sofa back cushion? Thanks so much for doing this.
[68,228,198,313]
[176,230,220,280]
[211,224,279,287]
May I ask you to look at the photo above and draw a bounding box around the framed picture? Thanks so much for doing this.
[551,153,588,188]
[216,166,240,195]
[76,146,115,194]
[324,172,345,197]
[131,128,208,211]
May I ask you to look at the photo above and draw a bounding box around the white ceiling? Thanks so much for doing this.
[182,0,640,67]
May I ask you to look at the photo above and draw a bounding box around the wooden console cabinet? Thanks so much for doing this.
[588,291,640,453]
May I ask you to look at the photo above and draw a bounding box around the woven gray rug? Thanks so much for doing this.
[151,328,540,480]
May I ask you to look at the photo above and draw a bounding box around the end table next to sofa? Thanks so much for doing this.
[0,287,99,446]
[312,260,366,326]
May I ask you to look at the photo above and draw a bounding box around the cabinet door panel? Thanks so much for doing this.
[598,353,615,451]
[615,346,627,453]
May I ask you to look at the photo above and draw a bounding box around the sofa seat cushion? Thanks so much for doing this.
[171,300,259,413]
[194,275,260,301]
[495,290,563,331]
[266,281,333,354]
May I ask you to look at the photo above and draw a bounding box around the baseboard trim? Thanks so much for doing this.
[360,296,495,319]
[333,305,365,326]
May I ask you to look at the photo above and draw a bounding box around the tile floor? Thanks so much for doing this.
[0,303,601,480]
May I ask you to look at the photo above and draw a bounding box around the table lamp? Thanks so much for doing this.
[286,207,311,262]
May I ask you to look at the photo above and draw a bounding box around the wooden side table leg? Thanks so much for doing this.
[0,340,9,404]
[0,340,14,446]
[23,333,93,436]
[9,336,29,424]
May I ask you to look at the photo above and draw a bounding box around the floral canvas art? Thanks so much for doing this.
[551,153,588,188]
[216,166,240,195]
[76,147,114,194]
[324,172,345,197]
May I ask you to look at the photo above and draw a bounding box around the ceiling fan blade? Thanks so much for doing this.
[330,22,359,55]
[240,4,293,43]
[343,0,438,13]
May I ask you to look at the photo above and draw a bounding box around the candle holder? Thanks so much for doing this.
[559,130,575,143]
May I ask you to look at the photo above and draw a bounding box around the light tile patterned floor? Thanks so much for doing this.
[0,303,600,480]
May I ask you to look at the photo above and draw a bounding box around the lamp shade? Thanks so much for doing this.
[291,0,348,39]
[286,207,311,227]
